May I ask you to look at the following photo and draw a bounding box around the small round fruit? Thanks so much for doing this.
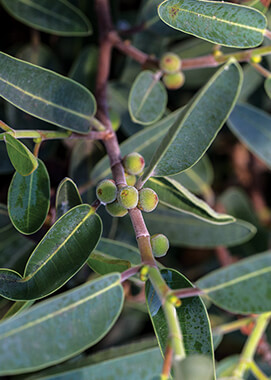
[160,52,182,74]
[117,186,139,209]
[123,152,145,175]
[96,179,117,204]
[138,188,158,213]
[150,234,169,257]
[125,172,136,187]
[105,200,128,217]
[163,72,185,90]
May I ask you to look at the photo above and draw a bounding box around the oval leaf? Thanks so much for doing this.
[0,204,102,301]
[0,273,123,375]
[158,0,266,48]
[0,52,96,133]
[145,268,215,370]
[144,209,256,248]
[88,238,141,275]
[4,133,38,176]
[128,70,167,125]
[139,59,242,182]
[197,251,271,314]
[8,159,50,234]
[228,103,271,169]
[55,177,82,220]
[1,0,92,36]
[147,177,234,224]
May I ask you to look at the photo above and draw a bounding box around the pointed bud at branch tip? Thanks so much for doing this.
[167,294,182,308]
[140,265,150,282]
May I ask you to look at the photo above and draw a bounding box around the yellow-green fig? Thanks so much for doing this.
[117,186,139,209]
[160,52,182,74]
[123,152,145,175]
[138,188,158,213]
[105,200,128,217]
[163,72,185,90]
[151,234,169,257]
[125,172,137,187]
[96,179,117,204]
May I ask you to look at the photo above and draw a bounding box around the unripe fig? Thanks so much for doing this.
[138,188,158,213]
[160,52,182,74]
[123,152,145,175]
[125,172,136,187]
[163,72,185,90]
[150,234,169,257]
[117,186,139,209]
[105,200,128,217]
[96,179,117,204]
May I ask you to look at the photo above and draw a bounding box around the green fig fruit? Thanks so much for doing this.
[123,152,145,175]
[150,234,169,257]
[138,188,158,212]
[105,199,128,217]
[96,179,117,204]
[163,71,185,90]
[160,52,182,74]
[117,186,139,209]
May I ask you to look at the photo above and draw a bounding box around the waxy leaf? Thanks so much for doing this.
[158,0,266,48]
[0,204,102,301]
[27,341,162,380]
[146,269,214,369]
[0,52,96,133]
[1,0,92,36]
[0,204,11,232]
[228,103,271,169]
[88,238,141,275]
[265,77,271,99]
[144,209,256,248]
[197,251,271,314]
[4,133,38,176]
[140,60,242,182]
[129,71,167,125]
[0,273,123,375]
[8,159,50,234]
[55,177,82,220]
[147,177,234,224]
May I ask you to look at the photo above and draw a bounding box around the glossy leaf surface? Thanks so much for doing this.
[8,159,50,234]
[158,0,266,48]
[129,71,167,125]
[140,60,242,181]
[144,209,256,248]
[4,133,38,176]
[0,52,96,133]
[228,103,271,169]
[146,269,214,369]
[88,238,141,275]
[0,204,102,300]
[27,341,162,380]
[55,177,82,220]
[0,273,123,375]
[1,0,92,36]
[197,251,271,314]
[147,177,234,224]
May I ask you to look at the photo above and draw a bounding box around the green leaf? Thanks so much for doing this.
[8,159,50,235]
[0,52,96,133]
[144,208,256,248]
[55,177,82,220]
[128,70,167,125]
[4,133,38,176]
[216,355,240,377]
[145,269,214,368]
[197,251,271,314]
[0,204,102,301]
[1,0,92,36]
[140,59,242,182]
[174,355,214,380]
[264,76,271,98]
[0,203,11,232]
[27,340,162,380]
[158,0,266,48]
[88,238,141,275]
[228,103,271,169]
[147,177,234,224]
[0,273,123,375]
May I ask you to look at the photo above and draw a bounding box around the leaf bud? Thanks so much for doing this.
[140,265,150,282]
[138,188,158,213]
[96,179,117,204]
[150,234,169,257]
[123,152,145,175]
[163,72,185,90]
[160,52,182,74]
[105,200,128,217]
[117,186,139,209]
[167,294,182,308]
